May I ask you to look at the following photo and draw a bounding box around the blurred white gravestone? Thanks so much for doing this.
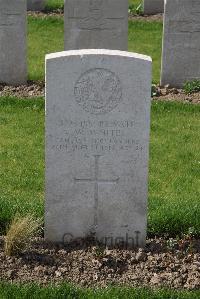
[64,0,128,50]
[27,0,45,11]
[45,49,152,248]
[143,0,164,15]
[161,0,200,87]
[0,0,27,85]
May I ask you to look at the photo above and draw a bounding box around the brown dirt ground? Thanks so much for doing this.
[0,82,199,105]
[27,10,64,18]
[129,13,163,22]
[0,82,45,98]
[0,236,199,289]
[153,86,200,105]
[27,11,163,22]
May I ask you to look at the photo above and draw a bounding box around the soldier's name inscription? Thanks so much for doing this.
[49,118,144,154]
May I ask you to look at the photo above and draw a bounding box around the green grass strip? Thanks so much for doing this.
[0,282,200,299]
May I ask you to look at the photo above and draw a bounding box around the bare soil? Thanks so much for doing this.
[129,13,163,22]
[153,85,200,105]
[0,81,44,98]
[0,236,199,289]
[1,82,199,105]
[27,10,64,18]
[27,11,163,22]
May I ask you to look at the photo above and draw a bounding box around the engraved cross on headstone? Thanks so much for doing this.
[74,155,119,230]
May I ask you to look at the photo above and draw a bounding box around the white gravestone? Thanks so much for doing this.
[143,0,164,15]
[45,50,152,248]
[27,0,45,11]
[0,0,27,85]
[64,0,128,51]
[161,0,200,87]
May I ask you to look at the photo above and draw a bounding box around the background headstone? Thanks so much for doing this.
[143,0,164,15]
[27,0,45,11]
[45,49,152,248]
[64,0,128,50]
[0,0,27,85]
[161,0,200,87]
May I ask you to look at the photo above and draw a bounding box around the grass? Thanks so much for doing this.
[0,98,44,233]
[0,98,199,236]
[149,101,200,236]
[129,0,143,15]
[129,0,142,6]
[28,16,162,82]
[183,80,200,94]
[128,21,163,83]
[45,0,63,11]
[28,16,64,81]
[0,283,200,299]
[4,215,41,256]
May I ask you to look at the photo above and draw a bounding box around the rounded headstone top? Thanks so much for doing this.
[46,49,152,62]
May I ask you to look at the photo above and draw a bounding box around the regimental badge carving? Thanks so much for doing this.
[74,68,122,115]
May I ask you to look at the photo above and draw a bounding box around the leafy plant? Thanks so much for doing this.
[183,80,200,94]
[129,4,143,15]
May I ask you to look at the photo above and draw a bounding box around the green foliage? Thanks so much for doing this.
[129,0,141,5]
[0,283,200,299]
[183,80,200,94]
[0,97,44,234]
[129,3,143,15]
[28,16,64,81]
[148,101,200,236]
[128,20,162,83]
[44,0,64,11]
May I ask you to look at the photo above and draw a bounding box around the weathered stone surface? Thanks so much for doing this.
[27,0,45,11]
[64,0,128,51]
[0,0,27,85]
[45,49,152,248]
[161,0,200,87]
[143,0,164,15]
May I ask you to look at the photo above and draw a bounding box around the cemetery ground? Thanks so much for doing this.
[0,100,200,297]
[0,2,200,298]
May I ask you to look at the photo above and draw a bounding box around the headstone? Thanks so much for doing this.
[64,0,128,51]
[27,0,45,11]
[161,0,200,87]
[143,0,164,15]
[45,49,152,248]
[0,0,27,85]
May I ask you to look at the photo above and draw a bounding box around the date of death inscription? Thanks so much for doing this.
[48,119,145,154]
